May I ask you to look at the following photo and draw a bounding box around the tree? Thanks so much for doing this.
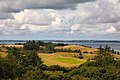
[104,44,111,54]
[23,40,40,51]
[18,51,43,69]
[37,41,45,46]
[98,45,103,55]
[22,69,48,80]
[111,49,115,53]
[117,51,120,55]
[0,57,18,79]
[46,44,55,53]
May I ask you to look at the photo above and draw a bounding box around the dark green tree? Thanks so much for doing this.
[23,40,40,51]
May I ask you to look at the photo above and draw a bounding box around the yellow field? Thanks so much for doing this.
[112,54,120,59]
[0,52,7,57]
[0,47,7,57]
[38,52,96,67]
[0,45,23,57]
[0,44,23,48]
[55,45,98,53]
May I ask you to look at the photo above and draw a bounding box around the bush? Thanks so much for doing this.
[83,51,88,54]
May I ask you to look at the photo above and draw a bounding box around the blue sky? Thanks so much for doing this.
[0,0,120,40]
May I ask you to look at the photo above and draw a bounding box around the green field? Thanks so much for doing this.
[38,45,97,67]
[38,52,95,67]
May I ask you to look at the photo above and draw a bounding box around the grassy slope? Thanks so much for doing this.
[0,52,7,57]
[0,45,23,48]
[38,45,98,67]
[38,52,96,67]
[55,45,98,53]
[0,47,7,57]
[0,45,23,57]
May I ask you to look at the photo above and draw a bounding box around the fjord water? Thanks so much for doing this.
[52,41,120,51]
[0,40,26,45]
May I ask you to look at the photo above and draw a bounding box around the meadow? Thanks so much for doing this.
[38,52,96,67]
[38,45,97,67]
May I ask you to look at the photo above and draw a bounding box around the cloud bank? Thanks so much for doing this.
[0,0,120,40]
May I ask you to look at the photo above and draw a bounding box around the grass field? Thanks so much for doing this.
[38,52,96,67]
[0,52,7,57]
[0,45,23,48]
[38,45,102,67]
[0,46,7,57]
[55,45,98,53]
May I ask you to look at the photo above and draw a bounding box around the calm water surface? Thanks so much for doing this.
[53,41,120,51]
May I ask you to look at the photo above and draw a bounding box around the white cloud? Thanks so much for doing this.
[108,0,119,5]
[52,17,62,26]
[70,24,80,33]
[12,9,52,24]
[106,26,116,33]
[24,24,50,32]
[19,25,28,30]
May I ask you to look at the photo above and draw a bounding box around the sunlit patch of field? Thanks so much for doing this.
[0,45,23,48]
[112,54,120,59]
[38,52,96,67]
[0,47,7,57]
[0,45,22,57]
[55,45,98,53]
[0,52,7,57]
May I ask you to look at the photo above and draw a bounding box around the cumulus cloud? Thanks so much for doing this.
[71,24,80,33]
[106,26,116,33]
[12,9,53,25]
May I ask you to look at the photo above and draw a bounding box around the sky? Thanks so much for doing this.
[0,0,120,40]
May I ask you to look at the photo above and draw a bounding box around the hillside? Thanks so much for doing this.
[38,45,98,67]
[55,45,98,53]
[38,52,96,67]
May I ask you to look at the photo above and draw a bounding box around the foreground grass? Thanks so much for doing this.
[38,52,96,67]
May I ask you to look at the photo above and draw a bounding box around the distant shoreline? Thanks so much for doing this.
[0,40,120,51]
[0,40,120,43]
